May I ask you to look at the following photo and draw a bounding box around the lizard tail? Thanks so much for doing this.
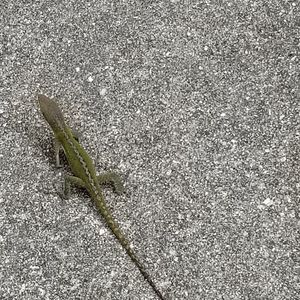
[124,245,166,300]
[108,220,166,300]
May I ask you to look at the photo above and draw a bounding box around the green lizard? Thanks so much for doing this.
[38,94,165,300]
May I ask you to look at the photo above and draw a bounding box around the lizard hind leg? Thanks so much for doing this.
[61,175,86,199]
[97,171,124,195]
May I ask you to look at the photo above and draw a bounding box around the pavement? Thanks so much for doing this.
[0,1,299,299]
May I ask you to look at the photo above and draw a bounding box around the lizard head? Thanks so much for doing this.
[38,94,65,131]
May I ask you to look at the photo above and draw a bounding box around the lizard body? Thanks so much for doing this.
[38,94,165,300]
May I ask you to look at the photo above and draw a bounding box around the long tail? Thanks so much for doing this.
[95,196,166,299]
[105,215,166,299]
[124,243,165,300]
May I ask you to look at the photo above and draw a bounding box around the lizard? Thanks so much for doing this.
[38,94,165,300]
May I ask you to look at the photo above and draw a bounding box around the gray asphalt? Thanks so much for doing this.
[1,1,299,300]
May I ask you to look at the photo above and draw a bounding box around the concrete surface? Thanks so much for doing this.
[0,1,299,299]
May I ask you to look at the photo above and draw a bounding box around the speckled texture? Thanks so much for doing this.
[1,1,299,299]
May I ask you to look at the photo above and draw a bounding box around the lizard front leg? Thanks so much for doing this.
[54,128,79,168]
[54,138,63,168]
